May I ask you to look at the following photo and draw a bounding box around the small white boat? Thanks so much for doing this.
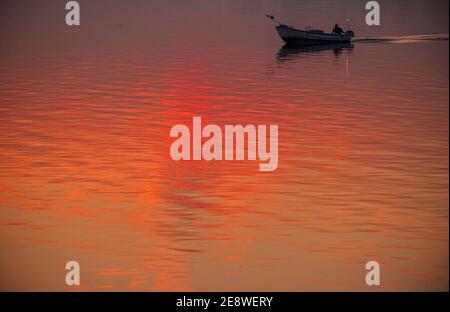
[267,15,354,45]
[276,25,353,44]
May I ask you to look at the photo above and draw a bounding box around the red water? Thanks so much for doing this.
[0,0,448,291]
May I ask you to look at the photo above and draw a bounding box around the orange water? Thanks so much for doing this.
[0,0,448,291]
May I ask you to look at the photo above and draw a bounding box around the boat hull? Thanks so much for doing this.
[276,25,352,45]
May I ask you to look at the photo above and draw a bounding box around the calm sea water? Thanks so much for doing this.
[0,0,448,291]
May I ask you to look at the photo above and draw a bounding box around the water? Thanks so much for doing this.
[0,0,448,291]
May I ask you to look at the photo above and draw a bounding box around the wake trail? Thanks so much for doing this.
[353,34,449,44]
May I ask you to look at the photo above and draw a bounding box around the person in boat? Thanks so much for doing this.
[332,24,344,35]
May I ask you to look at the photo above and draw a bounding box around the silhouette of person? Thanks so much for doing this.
[332,24,344,35]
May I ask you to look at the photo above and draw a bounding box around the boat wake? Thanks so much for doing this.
[276,33,447,60]
[353,34,449,44]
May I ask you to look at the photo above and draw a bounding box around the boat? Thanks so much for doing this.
[276,24,353,44]
[267,15,354,45]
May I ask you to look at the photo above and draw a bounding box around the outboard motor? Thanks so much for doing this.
[345,18,354,37]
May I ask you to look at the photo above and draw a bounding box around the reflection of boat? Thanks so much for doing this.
[277,42,353,58]
[276,25,353,45]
